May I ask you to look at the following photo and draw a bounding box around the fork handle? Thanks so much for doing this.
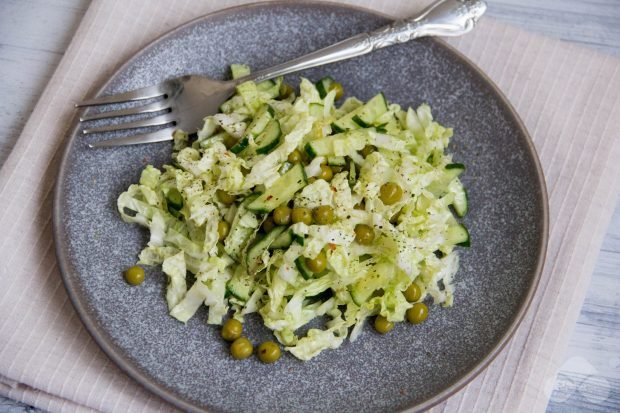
[245,0,486,84]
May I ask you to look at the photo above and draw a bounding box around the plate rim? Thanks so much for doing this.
[53,1,549,412]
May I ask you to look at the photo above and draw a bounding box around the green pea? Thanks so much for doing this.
[124,265,145,286]
[272,206,292,226]
[306,251,327,273]
[406,302,429,324]
[230,337,253,360]
[221,319,243,341]
[404,283,422,302]
[217,189,236,205]
[354,224,375,245]
[313,205,335,225]
[374,315,394,334]
[218,221,230,241]
[287,150,303,163]
[317,164,333,181]
[379,182,403,205]
[257,341,281,363]
[291,207,312,225]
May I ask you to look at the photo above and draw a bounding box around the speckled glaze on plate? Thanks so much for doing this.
[54,2,548,412]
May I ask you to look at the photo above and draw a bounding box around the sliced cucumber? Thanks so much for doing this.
[331,107,363,133]
[327,156,346,166]
[269,229,294,250]
[293,233,305,246]
[257,79,276,91]
[226,268,254,302]
[348,161,356,188]
[230,104,274,154]
[247,226,286,274]
[230,64,250,80]
[254,119,281,155]
[349,262,391,306]
[332,93,388,132]
[247,163,308,213]
[448,178,468,217]
[446,163,465,172]
[305,130,366,158]
[427,163,465,196]
[309,103,324,118]
[315,76,334,99]
[165,188,183,210]
[230,138,249,154]
[445,223,470,247]
[235,81,262,113]
[305,138,332,158]
[257,78,281,99]
[351,93,388,127]
[295,257,313,280]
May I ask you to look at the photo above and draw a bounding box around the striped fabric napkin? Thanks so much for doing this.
[1,1,619,412]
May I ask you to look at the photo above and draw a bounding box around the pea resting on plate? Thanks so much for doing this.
[124,266,144,286]
[257,341,281,363]
[117,70,470,361]
[230,337,253,360]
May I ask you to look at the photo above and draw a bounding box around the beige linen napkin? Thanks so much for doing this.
[1,1,619,412]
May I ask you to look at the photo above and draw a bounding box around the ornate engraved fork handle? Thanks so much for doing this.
[247,0,487,84]
[367,0,487,49]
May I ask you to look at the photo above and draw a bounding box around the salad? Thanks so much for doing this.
[118,64,470,361]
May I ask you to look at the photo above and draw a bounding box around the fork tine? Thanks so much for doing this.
[75,83,170,107]
[81,113,176,135]
[88,127,176,148]
[79,100,170,121]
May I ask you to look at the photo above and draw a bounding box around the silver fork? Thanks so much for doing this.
[77,0,486,148]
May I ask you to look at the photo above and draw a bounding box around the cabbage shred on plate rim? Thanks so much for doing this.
[117,65,470,361]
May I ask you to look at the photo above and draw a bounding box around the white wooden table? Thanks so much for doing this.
[1,1,618,412]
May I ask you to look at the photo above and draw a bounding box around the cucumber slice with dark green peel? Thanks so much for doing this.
[427,163,465,196]
[349,262,390,306]
[254,119,281,155]
[295,257,314,280]
[226,269,254,302]
[448,178,468,217]
[348,161,357,188]
[446,163,465,171]
[230,64,250,80]
[327,156,346,166]
[315,77,335,99]
[257,79,276,91]
[331,108,363,133]
[247,163,308,213]
[230,104,274,154]
[351,93,388,127]
[332,93,388,131]
[293,233,305,246]
[445,223,470,247]
[309,103,324,118]
[305,138,331,158]
[247,226,286,274]
[375,123,388,133]
[230,138,249,154]
[269,229,294,250]
[257,79,281,99]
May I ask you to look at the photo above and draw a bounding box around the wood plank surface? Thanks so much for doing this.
[0,0,618,411]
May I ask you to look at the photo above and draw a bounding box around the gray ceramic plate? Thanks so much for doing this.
[54,2,548,412]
